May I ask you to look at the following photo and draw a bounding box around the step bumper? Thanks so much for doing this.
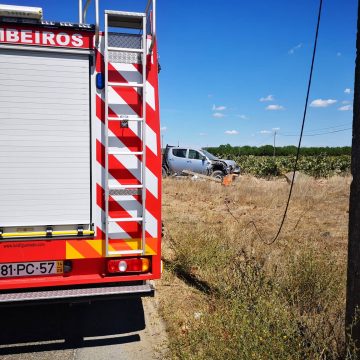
[0,282,154,305]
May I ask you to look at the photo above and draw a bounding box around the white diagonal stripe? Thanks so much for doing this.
[108,87,138,117]
[146,124,157,156]
[145,167,158,199]
[146,37,154,65]
[112,195,142,218]
[100,123,142,193]
[111,63,142,84]
[106,126,141,181]
[145,209,157,238]
[99,208,131,239]
[109,221,131,239]
[146,81,155,111]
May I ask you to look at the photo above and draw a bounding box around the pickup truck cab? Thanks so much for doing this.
[162,146,240,179]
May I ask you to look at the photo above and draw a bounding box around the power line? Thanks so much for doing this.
[296,127,351,136]
[279,127,352,137]
[249,0,323,245]
[280,122,352,136]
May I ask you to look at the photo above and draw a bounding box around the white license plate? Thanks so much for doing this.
[0,261,63,278]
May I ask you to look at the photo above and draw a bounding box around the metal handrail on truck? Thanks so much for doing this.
[78,0,156,52]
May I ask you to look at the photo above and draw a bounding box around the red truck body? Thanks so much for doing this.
[0,1,161,302]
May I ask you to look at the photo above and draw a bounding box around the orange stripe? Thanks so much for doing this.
[109,239,138,251]
[146,237,157,254]
[67,240,102,258]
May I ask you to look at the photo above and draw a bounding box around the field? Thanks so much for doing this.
[157,175,354,359]
[231,155,351,178]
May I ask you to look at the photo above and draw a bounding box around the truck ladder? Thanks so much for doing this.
[104,11,147,257]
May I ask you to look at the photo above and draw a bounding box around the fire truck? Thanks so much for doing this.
[0,0,162,303]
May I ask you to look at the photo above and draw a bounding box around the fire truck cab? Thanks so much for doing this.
[0,1,162,303]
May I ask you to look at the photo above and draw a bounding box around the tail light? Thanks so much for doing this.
[107,257,150,274]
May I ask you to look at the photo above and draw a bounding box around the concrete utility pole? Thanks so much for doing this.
[346,0,360,346]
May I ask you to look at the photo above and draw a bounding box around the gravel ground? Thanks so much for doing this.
[0,293,167,360]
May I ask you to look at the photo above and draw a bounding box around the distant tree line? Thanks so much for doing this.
[205,144,351,157]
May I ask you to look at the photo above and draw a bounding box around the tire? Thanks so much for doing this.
[211,170,224,180]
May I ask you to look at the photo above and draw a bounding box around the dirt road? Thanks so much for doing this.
[0,295,167,360]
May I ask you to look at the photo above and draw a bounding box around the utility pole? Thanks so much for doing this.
[273,130,277,157]
[346,0,360,347]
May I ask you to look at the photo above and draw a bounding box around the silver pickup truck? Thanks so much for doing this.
[162,145,240,179]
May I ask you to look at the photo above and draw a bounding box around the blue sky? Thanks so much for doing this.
[4,0,358,147]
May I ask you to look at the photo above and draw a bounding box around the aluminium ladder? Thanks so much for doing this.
[104,11,147,257]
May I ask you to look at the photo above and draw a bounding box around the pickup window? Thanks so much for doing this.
[188,150,202,160]
[172,148,187,158]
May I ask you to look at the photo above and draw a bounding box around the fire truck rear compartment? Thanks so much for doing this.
[0,1,161,300]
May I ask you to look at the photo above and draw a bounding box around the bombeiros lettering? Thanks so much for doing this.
[0,28,84,47]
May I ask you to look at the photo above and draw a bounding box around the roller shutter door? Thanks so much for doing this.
[0,49,91,227]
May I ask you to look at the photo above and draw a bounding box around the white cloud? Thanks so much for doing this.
[212,104,226,111]
[272,127,280,131]
[344,88,352,94]
[199,132,207,136]
[259,94,274,102]
[266,104,284,111]
[338,105,353,111]
[342,100,351,104]
[237,114,249,120]
[288,43,303,55]
[225,130,239,135]
[337,52,342,57]
[260,130,272,134]
[310,99,337,108]
[212,112,226,118]
[160,126,167,132]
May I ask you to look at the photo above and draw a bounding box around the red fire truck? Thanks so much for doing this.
[0,0,162,303]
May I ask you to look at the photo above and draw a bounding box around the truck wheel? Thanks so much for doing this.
[211,170,224,180]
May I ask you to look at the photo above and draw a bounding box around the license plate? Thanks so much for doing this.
[0,261,63,278]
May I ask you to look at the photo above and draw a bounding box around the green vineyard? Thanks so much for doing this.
[225,155,351,178]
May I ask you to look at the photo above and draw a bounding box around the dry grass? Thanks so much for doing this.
[156,175,354,359]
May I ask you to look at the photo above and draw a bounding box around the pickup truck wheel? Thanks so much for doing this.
[162,167,168,178]
[211,170,224,180]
